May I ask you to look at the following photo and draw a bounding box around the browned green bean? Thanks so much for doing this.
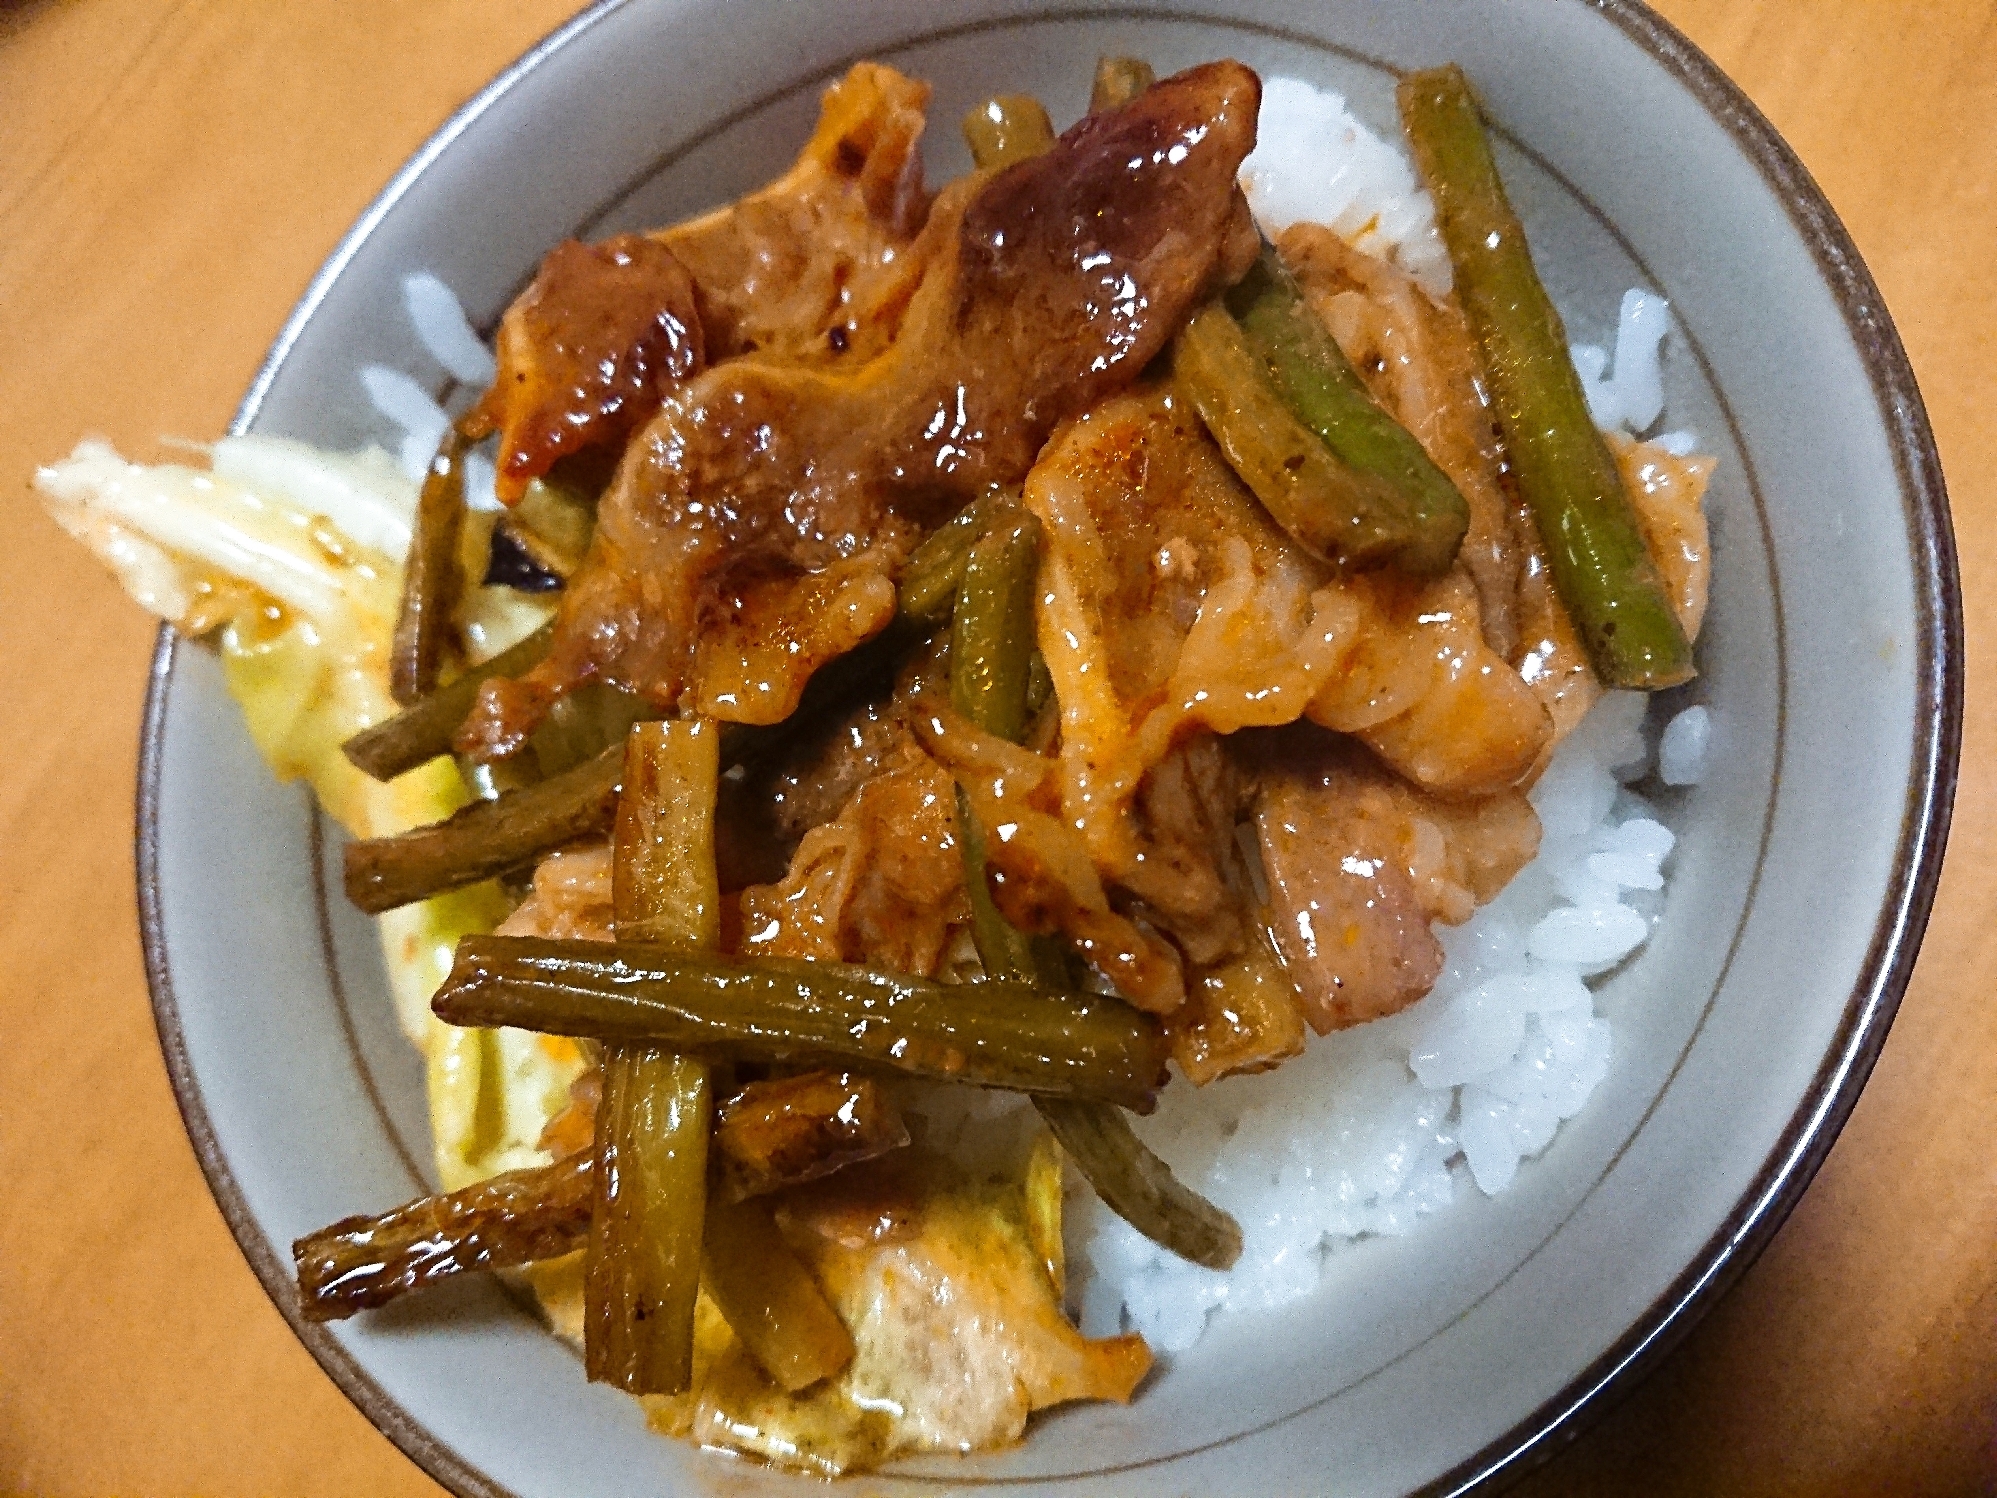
[962,94,1056,168]
[533,682,656,779]
[389,428,469,704]
[293,1152,592,1322]
[1398,64,1694,687]
[897,491,999,626]
[1035,1097,1242,1271]
[949,512,1041,744]
[611,719,720,947]
[1175,302,1461,574]
[1090,55,1155,112]
[584,1046,709,1393]
[1226,245,1470,573]
[342,621,556,782]
[701,1194,854,1391]
[433,938,1170,1112]
[342,745,622,913]
[584,718,723,1396]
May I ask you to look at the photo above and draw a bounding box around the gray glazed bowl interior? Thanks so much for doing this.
[139,2,1958,1495]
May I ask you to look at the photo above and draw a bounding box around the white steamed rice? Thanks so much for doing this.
[1069,695,1684,1352]
[371,76,1712,1360]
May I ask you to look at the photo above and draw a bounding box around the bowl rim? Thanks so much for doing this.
[133,1,1962,1493]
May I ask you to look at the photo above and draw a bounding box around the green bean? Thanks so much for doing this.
[1034,1098,1242,1270]
[343,744,623,913]
[389,428,469,705]
[702,1194,855,1391]
[293,1152,592,1322]
[949,513,1041,744]
[613,719,721,948]
[941,500,1243,1270]
[897,492,999,627]
[342,621,556,782]
[1226,245,1470,574]
[499,474,597,580]
[432,938,1170,1112]
[962,94,1056,168]
[584,1046,710,1393]
[585,719,721,1395]
[1091,55,1156,112]
[1174,303,1458,574]
[1398,65,1694,687]
[946,507,1061,978]
[954,787,1054,986]
[533,681,656,779]
[344,625,926,913]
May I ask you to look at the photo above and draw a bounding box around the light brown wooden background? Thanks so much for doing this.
[2,2,1992,1493]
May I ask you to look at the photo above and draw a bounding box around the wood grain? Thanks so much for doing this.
[0,3,1990,1494]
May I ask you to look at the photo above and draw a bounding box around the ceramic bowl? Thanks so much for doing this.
[138,1,1959,1493]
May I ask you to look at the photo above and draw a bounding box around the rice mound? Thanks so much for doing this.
[1069,696,1687,1351]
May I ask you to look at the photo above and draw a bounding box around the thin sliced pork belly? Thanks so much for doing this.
[1612,432,1713,641]
[470,63,932,505]
[1248,729,1540,1033]
[469,236,705,504]
[912,703,1188,1011]
[1166,932,1307,1084]
[461,61,1262,755]
[1026,385,1550,857]
[658,61,934,369]
[737,734,968,975]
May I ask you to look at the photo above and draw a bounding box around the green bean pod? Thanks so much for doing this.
[1035,1097,1242,1271]
[389,428,469,704]
[897,491,1000,627]
[293,1152,592,1322]
[342,620,556,782]
[584,1046,710,1394]
[343,744,623,913]
[612,719,721,948]
[949,514,1042,745]
[585,718,723,1396]
[1090,55,1156,112]
[1226,245,1470,573]
[701,1194,855,1392]
[1174,302,1460,574]
[433,938,1171,1112]
[531,681,656,779]
[942,499,1244,1270]
[961,93,1057,168]
[1397,64,1694,687]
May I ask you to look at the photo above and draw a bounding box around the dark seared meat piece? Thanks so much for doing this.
[467,236,705,505]
[458,61,1262,758]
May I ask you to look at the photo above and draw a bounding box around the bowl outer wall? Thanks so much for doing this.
[135,1,1958,1495]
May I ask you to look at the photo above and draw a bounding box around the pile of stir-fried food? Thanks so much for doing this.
[41,56,1711,1473]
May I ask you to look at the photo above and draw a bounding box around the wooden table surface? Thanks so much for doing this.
[2,2,1992,1494]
